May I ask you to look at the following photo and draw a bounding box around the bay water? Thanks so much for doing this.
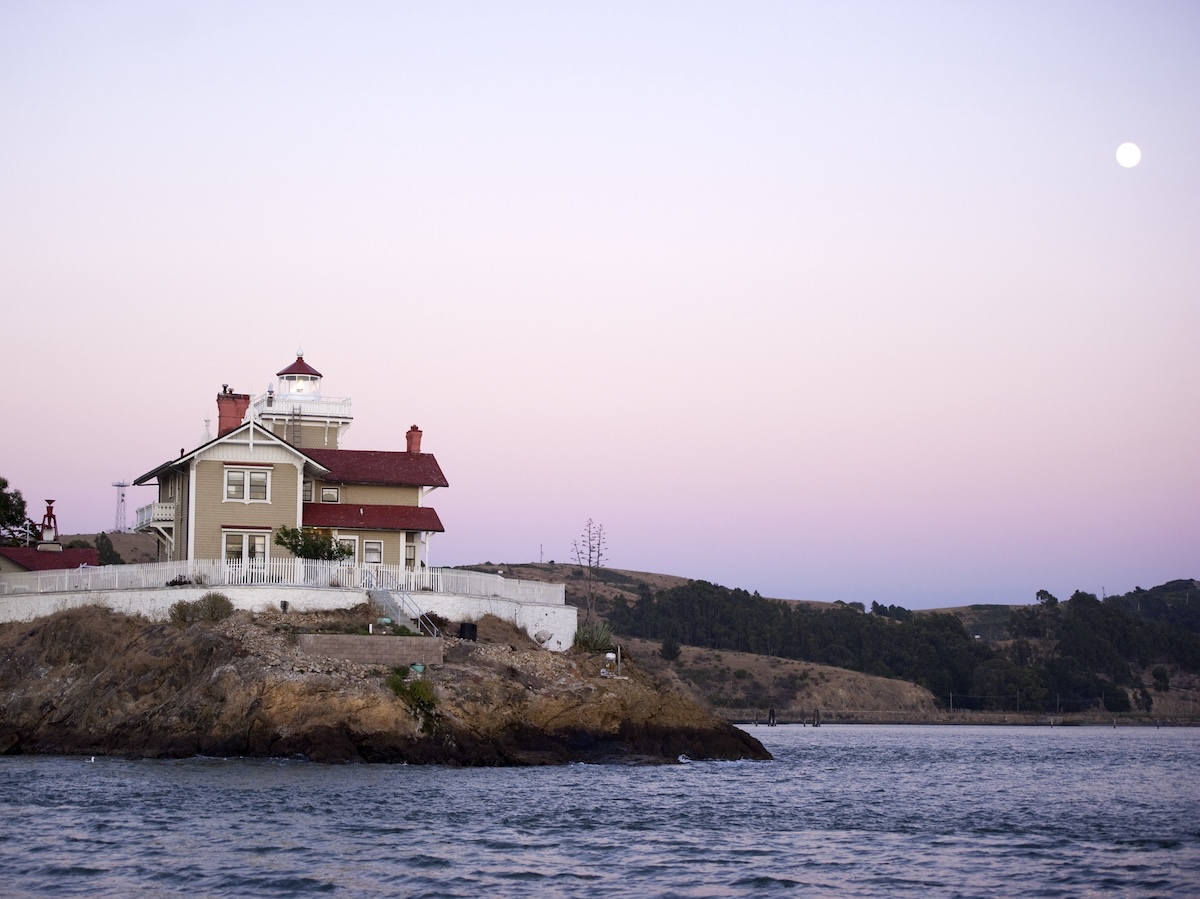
[1,724,1196,897]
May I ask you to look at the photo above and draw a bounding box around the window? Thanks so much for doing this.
[337,536,357,563]
[364,541,382,565]
[225,467,270,503]
[302,480,313,503]
[321,486,339,503]
[224,532,267,563]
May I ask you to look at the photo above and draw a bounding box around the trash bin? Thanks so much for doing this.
[458,622,478,641]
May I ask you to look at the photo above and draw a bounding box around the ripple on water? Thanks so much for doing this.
[0,727,1197,897]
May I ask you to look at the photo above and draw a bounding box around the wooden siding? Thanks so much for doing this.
[262,420,339,449]
[329,529,407,566]
[191,459,301,560]
[318,483,421,506]
[176,469,189,563]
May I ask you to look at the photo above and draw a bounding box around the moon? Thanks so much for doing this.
[1116,142,1142,168]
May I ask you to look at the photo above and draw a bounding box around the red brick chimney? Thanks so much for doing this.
[406,424,423,454]
[216,385,251,437]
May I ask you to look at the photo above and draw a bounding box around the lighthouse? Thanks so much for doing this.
[248,353,353,449]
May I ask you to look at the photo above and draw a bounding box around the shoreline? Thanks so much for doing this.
[723,710,1200,727]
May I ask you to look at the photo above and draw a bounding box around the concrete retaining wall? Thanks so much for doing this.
[0,585,578,652]
[298,634,443,667]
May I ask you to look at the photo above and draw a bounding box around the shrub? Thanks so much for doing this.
[385,666,409,694]
[168,592,234,626]
[1152,666,1170,692]
[168,599,193,627]
[387,668,437,732]
[194,592,234,621]
[574,620,613,652]
[660,637,681,661]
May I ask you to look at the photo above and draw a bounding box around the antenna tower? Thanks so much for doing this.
[112,481,130,532]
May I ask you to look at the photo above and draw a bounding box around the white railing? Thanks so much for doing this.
[250,394,352,420]
[0,559,565,605]
[135,502,176,529]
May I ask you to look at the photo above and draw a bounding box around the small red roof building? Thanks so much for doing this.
[0,546,99,572]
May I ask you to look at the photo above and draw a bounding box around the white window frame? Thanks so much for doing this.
[224,465,271,504]
[321,486,340,503]
[302,480,313,503]
[364,540,383,565]
[222,530,270,563]
[336,535,357,564]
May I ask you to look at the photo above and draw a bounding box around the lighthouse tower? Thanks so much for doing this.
[249,354,353,448]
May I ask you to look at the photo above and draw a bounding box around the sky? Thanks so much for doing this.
[2,1,1197,609]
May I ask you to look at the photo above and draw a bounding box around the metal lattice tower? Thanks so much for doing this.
[112,481,130,532]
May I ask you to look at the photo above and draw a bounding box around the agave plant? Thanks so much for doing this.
[574,620,613,652]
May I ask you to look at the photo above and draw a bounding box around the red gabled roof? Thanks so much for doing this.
[0,546,100,571]
[304,448,448,489]
[277,355,322,378]
[302,503,444,533]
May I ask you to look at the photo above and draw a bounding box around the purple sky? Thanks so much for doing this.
[3,2,1197,609]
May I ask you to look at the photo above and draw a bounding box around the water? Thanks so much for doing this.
[1,725,1196,897]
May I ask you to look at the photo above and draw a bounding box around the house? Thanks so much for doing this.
[0,500,100,573]
[133,355,447,570]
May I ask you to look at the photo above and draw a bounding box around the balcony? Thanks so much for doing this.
[135,502,175,531]
[250,393,352,422]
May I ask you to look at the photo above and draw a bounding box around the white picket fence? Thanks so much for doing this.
[0,559,565,606]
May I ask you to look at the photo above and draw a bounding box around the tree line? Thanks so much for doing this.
[606,577,1200,714]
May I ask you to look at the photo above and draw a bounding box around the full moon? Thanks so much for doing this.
[1116,142,1142,168]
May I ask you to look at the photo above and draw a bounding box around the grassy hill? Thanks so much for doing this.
[462,562,1200,724]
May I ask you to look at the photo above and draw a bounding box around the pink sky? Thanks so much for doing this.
[3,2,1197,609]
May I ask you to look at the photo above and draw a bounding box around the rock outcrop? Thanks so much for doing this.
[0,607,770,765]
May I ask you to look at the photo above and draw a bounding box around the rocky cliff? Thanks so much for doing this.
[0,606,770,765]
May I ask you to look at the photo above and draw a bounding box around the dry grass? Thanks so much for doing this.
[621,637,940,723]
[59,531,158,564]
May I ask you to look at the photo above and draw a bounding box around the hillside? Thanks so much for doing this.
[59,531,158,565]
[462,563,1200,724]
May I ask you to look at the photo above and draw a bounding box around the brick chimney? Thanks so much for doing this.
[216,385,251,437]
[406,424,423,454]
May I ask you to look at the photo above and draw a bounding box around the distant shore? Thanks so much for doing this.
[722,709,1199,727]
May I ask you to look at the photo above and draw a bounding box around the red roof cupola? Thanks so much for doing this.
[276,354,323,379]
[275,353,322,398]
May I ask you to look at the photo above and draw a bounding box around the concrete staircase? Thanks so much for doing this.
[367,588,441,637]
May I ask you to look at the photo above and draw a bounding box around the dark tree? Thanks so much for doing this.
[274,526,353,560]
[0,476,34,545]
[95,533,125,565]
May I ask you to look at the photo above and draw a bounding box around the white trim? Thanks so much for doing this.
[223,466,272,504]
[334,533,357,564]
[221,529,271,563]
[297,471,306,525]
[187,458,197,561]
